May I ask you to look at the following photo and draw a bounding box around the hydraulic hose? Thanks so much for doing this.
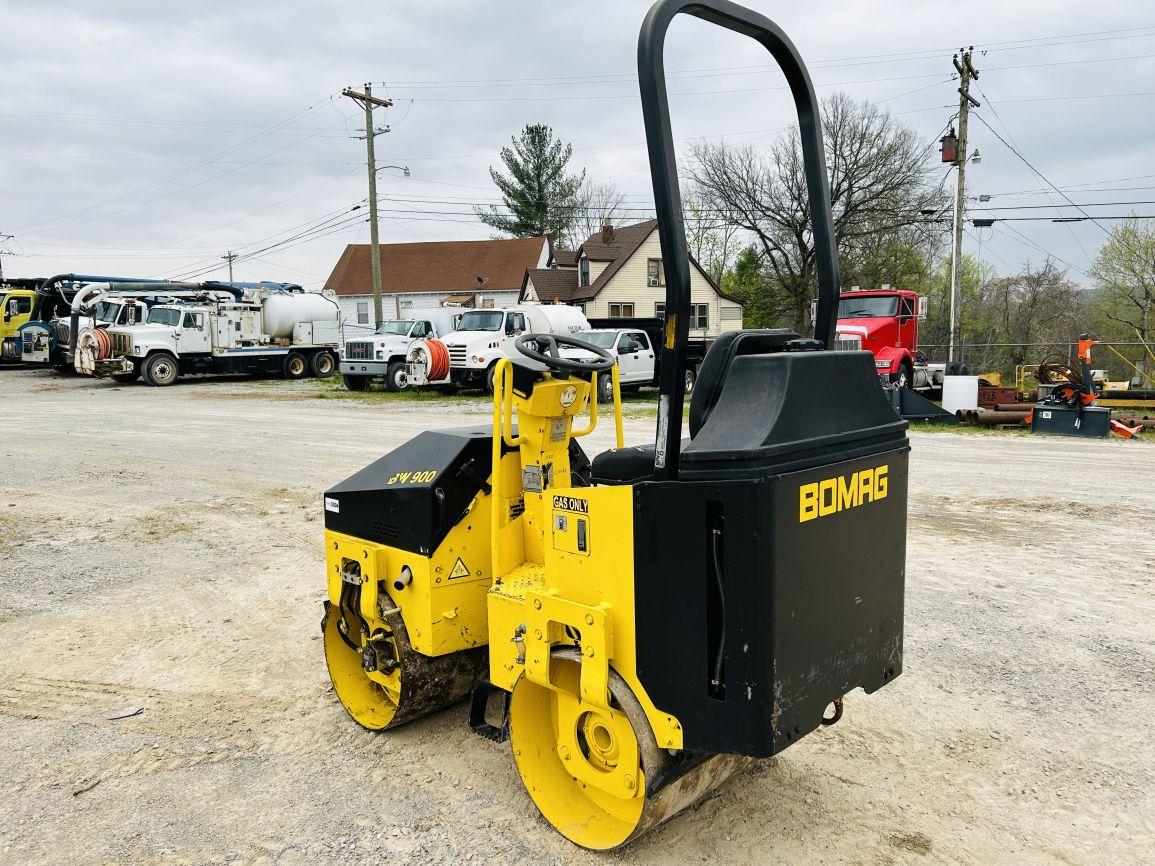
[710,524,726,692]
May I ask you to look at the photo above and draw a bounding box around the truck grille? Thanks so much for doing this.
[448,346,468,367]
[345,341,374,360]
[834,334,862,351]
[111,332,133,356]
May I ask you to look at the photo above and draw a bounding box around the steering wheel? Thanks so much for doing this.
[514,332,616,373]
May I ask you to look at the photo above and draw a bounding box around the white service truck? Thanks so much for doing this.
[94,289,340,386]
[340,308,460,392]
[406,304,590,392]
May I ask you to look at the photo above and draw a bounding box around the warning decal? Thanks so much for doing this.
[449,557,471,579]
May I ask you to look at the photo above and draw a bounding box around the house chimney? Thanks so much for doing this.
[601,218,614,244]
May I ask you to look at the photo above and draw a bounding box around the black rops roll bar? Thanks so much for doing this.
[638,0,841,480]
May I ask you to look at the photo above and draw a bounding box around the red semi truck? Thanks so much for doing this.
[833,287,942,393]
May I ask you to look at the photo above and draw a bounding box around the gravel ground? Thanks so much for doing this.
[1,367,1152,866]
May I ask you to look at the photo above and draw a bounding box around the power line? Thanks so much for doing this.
[20,116,351,239]
[993,223,1088,277]
[378,25,1155,88]
[13,98,338,235]
[969,111,1114,237]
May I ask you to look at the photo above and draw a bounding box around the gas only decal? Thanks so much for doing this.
[552,495,589,514]
[449,557,471,579]
[559,385,578,408]
[324,497,340,513]
[799,464,888,523]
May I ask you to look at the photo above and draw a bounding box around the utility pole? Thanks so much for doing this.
[343,83,393,329]
[947,48,980,370]
[0,232,13,285]
[221,250,238,283]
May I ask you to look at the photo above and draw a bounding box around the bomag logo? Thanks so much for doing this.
[799,465,888,523]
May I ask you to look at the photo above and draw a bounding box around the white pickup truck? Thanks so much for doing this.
[568,318,709,402]
[340,309,459,392]
[566,328,658,402]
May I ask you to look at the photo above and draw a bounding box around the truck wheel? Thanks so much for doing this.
[684,367,696,394]
[384,361,410,392]
[485,362,499,395]
[283,351,308,380]
[143,353,179,387]
[597,374,614,403]
[343,374,368,392]
[890,362,911,390]
[111,361,140,383]
[310,351,336,378]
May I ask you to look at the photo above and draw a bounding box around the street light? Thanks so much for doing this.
[377,164,411,177]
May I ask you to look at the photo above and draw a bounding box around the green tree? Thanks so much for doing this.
[477,124,585,240]
[722,244,772,325]
[1088,217,1155,381]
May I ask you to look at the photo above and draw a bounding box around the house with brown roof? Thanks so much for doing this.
[324,235,549,334]
[521,219,742,338]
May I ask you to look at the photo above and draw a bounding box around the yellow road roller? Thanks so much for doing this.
[321,0,909,850]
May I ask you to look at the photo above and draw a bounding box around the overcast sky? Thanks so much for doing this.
[3,0,1154,290]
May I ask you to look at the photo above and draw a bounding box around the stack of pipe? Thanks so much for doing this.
[956,406,1153,430]
[955,409,1028,426]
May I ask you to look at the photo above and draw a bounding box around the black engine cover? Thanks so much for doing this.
[324,427,494,555]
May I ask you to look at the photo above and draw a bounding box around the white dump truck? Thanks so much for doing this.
[94,288,340,386]
[340,308,461,392]
[405,304,590,392]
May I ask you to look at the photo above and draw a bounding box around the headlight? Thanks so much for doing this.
[376,350,383,359]
[134,346,141,355]
[470,355,478,363]
[875,359,891,369]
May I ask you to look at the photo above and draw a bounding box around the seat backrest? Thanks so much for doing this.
[688,329,798,437]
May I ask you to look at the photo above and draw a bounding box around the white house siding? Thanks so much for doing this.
[580,229,742,339]
[336,290,521,340]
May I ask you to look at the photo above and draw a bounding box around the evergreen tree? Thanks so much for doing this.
[477,124,585,239]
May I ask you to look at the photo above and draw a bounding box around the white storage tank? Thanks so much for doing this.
[521,303,589,336]
[262,292,339,338]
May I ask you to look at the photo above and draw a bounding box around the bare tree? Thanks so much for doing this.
[561,180,630,249]
[688,92,946,331]
[682,186,741,284]
[974,260,1080,371]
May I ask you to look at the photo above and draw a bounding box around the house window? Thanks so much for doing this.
[691,303,708,329]
[580,257,590,288]
[647,258,664,287]
[482,298,496,309]
[654,302,665,317]
[356,301,369,325]
[609,302,634,318]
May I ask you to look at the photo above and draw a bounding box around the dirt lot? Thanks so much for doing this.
[1,367,1152,865]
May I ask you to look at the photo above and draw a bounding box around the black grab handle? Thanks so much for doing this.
[638,0,840,480]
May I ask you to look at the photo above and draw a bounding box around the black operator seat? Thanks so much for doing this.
[590,329,798,484]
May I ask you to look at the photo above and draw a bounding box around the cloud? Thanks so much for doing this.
[2,0,1151,287]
